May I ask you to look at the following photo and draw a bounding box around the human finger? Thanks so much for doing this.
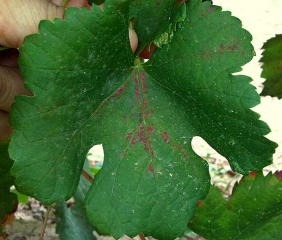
[50,0,90,8]
[129,28,138,53]
[0,66,30,112]
[0,0,65,48]
[0,49,19,68]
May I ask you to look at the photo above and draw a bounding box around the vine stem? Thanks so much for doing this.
[139,233,146,240]
[60,0,70,7]
[129,19,134,29]
[40,205,52,240]
[182,234,196,240]
[82,169,94,183]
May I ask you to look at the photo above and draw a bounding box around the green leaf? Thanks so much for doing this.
[9,0,277,239]
[0,141,17,233]
[11,189,29,204]
[260,34,282,98]
[188,171,282,240]
[130,0,186,54]
[55,161,96,240]
[145,0,277,174]
[88,0,105,5]
[0,46,8,51]
[10,1,133,203]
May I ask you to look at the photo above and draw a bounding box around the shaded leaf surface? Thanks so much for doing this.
[130,0,186,54]
[260,34,282,98]
[9,0,277,239]
[55,161,96,240]
[0,142,17,234]
[88,0,105,5]
[188,172,282,240]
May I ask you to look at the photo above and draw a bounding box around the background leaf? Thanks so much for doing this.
[188,171,282,240]
[55,160,96,240]
[260,34,282,98]
[0,141,17,234]
[130,0,186,54]
[88,0,105,5]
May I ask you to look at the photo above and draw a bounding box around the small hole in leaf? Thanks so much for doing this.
[191,136,230,175]
[192,136,242,197]
[191,136,223,160]
[87,144,104,176]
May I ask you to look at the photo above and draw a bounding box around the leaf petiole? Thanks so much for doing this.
[60,0,70,7]
[40,205,52,240]
[82,170,93,183]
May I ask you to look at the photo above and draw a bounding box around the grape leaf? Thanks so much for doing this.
[9,0,277,239]
[55,160,96,240]
[10,1,134,203]
[144,0,278,175]
[188,171,282,240]
[260,34,282,98]
[0,142,17,234]
[130,0,186,54]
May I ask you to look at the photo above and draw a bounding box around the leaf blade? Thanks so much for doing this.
[260,34,282,98]
[84,67,210,239]
[10,1,134,204]
[188,171,282,240]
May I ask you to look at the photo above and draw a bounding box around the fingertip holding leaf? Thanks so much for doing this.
[129,27,138,53]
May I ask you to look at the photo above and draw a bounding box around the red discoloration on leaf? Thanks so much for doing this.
[177,0,188,4]
[228,44,239,51]
[134,72,140,99]
[275,171,282,181]
[249,172,256,178]
[219,43,239,54]
[126,132,133,142]
[197,200,203,207]
[125,71,156,159]
[111,84,127,98]
[137,126,155,158]
[140,71,147,90]
[200,4,214,18]
[137,126,146,143]
[132,138,137,145]
[148,163,154,173]
[144,109,154,118]
[171,143,189,160]
[160,131,170,144]
[146,126,154,133]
